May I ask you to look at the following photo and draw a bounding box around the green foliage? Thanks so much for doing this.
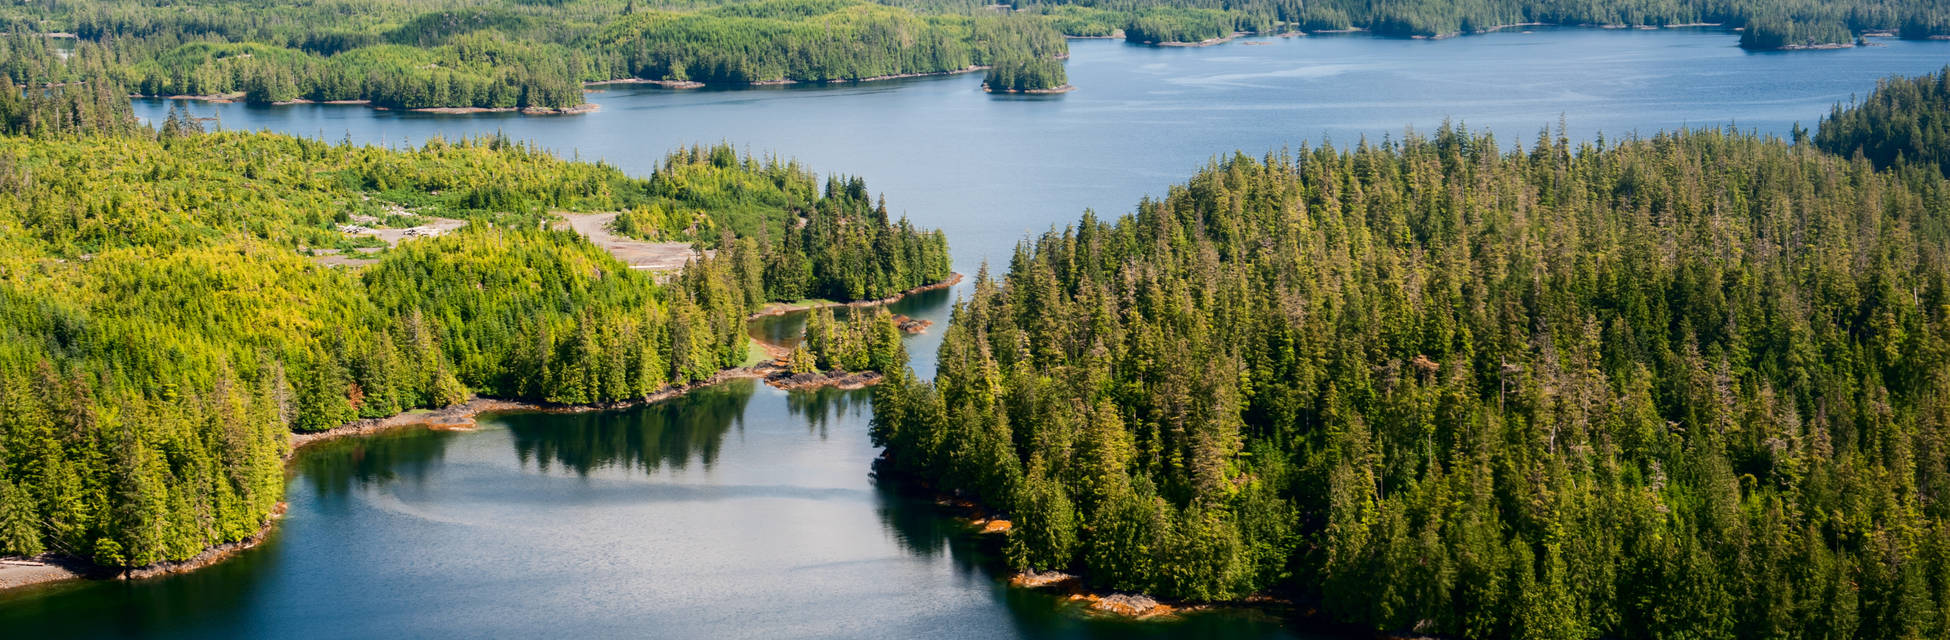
[6,0,1949,110]
[803,308,907,372]
[1015,0,1950,41]
[1122,7,1239,43]
[127,37,585,109]
[593,1,1066,84]
[873,118,1950,639]
[1007,463,1081,570]
[1035,5,1124,36]
[609,144,952,301]
[787,343,819,374]
[1816,67,1950,175]
[0,120,937,568]
[1738,17,1856,48]
[983,56,1067,92]
[0,35,138,137]
[0,0,1068,108]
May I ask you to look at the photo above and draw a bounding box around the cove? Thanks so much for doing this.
[2,27,1947,638]
[0,381,1309,638]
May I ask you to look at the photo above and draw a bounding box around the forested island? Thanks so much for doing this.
[0,45,950,570]
[0,0,1945,111]
[870,68,1950,636]
[982,57,1070,93]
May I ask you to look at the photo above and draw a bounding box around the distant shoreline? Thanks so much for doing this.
[590,65,994,91]
[125,25,1937,120]
[984,84,1076,94]
[131,92,599,115]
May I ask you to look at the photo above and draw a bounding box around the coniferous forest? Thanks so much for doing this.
[0,42,950,565]
[871,71,1950,637]
[983,56,1068,92]
[8,0,1950,636]
[0,0,1944,109]
[608,146,952,302]
[1817,67,1950,176]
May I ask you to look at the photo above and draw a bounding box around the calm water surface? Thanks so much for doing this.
[4,28,1947,638]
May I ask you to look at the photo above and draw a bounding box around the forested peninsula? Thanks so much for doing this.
[1,0,1945,111]
[0,45,950,572]
[871,68,1950,637]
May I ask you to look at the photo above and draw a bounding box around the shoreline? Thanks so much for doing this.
[639,64,998,89]
[585,78,704,90]
[1144,31,1244,47]
[984,84,1076,94]
[591,65,993,91]
[383,103,600,115]
[0,502,289,593]
[0,276,955,595]
[1064,29,1125,40]
[752,272,964,317]
[132,93,599,116]
[878,461,1317,626]
[1752,42,1857,51]
[1,368,795,594]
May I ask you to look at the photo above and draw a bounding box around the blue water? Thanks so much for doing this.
[3,28,1945,639]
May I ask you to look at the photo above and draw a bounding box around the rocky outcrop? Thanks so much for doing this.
[892,314,934,333]
[1010,570,1075,588]
[1090,593,1173,618]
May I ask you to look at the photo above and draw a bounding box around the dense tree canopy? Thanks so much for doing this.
[0,0,1065,108]
[1738,17,1857,49]
[4,0,1943,109]
[0,36,138,136]
[1817,66,1950,176]
[0,90,948,570]
[1011,0,1950,44]
[591,0,1064,85]
[0,130,744,565]
[983,56,1067,92]
[874,102,1950,635]
[612,144,953,302]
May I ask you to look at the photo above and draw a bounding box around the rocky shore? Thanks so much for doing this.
[892,314,933,334]
[1,271,957,595]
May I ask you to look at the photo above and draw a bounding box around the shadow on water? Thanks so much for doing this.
[502,378,757,476]
[747,282,959,351]
[785,386,872,437]
[882,282,957,317]
[750,311,809,347]
[295,426,462,499]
